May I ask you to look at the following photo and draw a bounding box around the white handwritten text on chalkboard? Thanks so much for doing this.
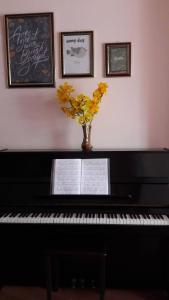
[9,25,49,76]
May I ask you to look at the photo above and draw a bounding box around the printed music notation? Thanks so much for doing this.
[52,158,110,195]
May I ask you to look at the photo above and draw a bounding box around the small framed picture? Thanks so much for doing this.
[61,31,94,77]
[5,12,55,87]
[105,42,131,77]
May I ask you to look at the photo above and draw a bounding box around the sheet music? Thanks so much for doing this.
[52,158,109,195]
[81,159,109,194]
[52,159,81,194]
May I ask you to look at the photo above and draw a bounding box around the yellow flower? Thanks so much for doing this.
[71,98,81,110]
[93,89,101,98]
[77,113,93,125]
[62,107,76,119]
[88,101,99,114]
[57,82,75,103]
[56,82,108,125]
[60,82,75,94]
[97,82,108,94]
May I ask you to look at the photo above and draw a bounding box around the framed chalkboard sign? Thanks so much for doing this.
[5,13,55,88]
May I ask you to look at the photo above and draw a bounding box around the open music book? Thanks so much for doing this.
[52,158,110,195]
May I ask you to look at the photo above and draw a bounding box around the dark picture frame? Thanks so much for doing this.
[105,42,131,77]
[5,12,55,88]
[61,31,94,78]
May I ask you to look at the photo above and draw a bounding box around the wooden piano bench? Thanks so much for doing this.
[45,248,107,300]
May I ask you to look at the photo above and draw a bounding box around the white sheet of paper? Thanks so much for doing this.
[52,158,109,195]
[80,158,109,195]
[52,159,81,194]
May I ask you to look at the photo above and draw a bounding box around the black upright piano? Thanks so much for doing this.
[0,149,169,290]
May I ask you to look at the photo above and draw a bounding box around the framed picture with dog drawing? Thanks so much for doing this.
[61,31,94,77]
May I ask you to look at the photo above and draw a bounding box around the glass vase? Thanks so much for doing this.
[81,124,93,152]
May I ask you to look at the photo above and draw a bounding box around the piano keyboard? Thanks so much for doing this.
[0,212,169,226]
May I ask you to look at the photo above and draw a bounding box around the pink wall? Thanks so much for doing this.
[0,0,169,150]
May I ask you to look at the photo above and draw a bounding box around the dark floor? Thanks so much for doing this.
[0,287,168,300]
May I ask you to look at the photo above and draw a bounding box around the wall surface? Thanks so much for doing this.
[0,0,169,150]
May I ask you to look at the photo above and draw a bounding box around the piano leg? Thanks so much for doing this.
[99,252,107,300]
[46,255,52,300]
[53,258,59,292]
[159,238,169,300]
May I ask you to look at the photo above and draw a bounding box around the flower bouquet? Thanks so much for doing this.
[56,82,108,151]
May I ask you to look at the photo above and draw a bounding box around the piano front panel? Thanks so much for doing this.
[1,150,169,206]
